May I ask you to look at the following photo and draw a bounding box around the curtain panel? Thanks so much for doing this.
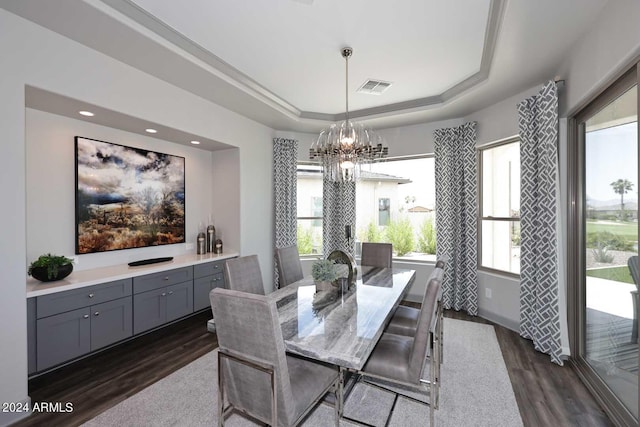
[517,81,565,365]
[322,177,356,258]
[434,121,479,315]
[273,138,298,289]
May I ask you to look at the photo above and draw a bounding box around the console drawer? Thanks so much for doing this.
[37,279,132,319]
[193,260,225,279]
[133,267,193,294]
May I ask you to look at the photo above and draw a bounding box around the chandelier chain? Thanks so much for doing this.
[309,47,388,182]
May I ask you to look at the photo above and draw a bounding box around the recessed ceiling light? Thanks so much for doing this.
[190,140,201,145]
[79,111,94,117]
[145,128,157,134]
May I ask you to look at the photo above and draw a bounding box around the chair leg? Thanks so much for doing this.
[217,352,225,427]
[434,331,440,409]
[333,377,341,427]
[438,304,444,364]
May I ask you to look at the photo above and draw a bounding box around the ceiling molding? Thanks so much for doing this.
[101,0,504,123]
[99,0,302,117]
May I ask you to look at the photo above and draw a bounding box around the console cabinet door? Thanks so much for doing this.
[133,288,167,335]
[37,307,90,371]
[193,274,224,311]
[91,297,133,351]
[27,298,36,375]
[166,281,193,322]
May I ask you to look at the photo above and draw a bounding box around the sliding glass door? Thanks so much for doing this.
[572,65,639,426]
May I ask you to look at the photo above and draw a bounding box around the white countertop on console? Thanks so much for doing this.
[27,251,239,298]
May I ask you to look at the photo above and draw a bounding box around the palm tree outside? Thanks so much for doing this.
[610,178,634,219]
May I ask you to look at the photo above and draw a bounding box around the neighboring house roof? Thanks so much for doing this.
[408,205,433,213]
[297,169,411,184]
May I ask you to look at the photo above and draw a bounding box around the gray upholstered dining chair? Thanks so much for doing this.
[358,276,442,426]
[210,288,340,426]
[224,255,265,295]
[276,245,304,288]
[360,242,393,268]
[386,256,447,365]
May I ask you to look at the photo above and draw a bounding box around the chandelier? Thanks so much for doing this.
[309,47,388,182]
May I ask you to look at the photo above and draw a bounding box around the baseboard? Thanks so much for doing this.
[478,308,520,332]
[0,396,31,427]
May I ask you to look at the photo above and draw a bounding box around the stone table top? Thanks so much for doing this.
[270,266,416,371]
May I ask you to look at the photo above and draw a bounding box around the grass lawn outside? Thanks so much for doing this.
[586,220,637,242]
[586,266,635,284]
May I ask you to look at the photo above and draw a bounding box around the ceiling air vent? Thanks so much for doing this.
[357,79,392,95]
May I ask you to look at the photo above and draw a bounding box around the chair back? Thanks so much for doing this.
[408,272,442,380]
[434,256,447,301]
[211,288,296,425]
[276,245,304,287]
[629,255,639,287]
[224,255,265,295]
[361,242,393,268]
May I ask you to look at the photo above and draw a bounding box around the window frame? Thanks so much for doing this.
[477,136,521,278]
[296,162,324,258]
[357,153,437,264]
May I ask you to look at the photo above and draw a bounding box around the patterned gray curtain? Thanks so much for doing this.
[517,81,564,365]
[322,177,356,258]
[434,122,478,315]
[273,138,298,288]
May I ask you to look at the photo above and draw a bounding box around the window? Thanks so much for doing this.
[356,156,436,261]
[378,198,390,225]
[479,139,520,275]
[296,164,323,255]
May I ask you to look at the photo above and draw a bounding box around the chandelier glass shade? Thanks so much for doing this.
[309,47,388,182]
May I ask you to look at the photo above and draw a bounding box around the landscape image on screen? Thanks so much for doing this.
[75,136,185,254]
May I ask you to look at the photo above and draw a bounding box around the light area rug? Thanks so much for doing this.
[82,318,522,427]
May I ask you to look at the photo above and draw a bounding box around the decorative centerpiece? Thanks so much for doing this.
[327,249,358,286]
[28,253,74,282]
[311,259,338,292]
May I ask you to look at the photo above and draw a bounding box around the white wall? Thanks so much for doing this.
[0,10,273,425]
[558,0,640,117]
[466,85,542,146]
[25,108,218,270]
[211,148,241,255]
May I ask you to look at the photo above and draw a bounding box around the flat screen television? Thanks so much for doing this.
[75,136,186,254]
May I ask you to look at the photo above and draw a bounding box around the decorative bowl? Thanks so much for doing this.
[30,263,73,282]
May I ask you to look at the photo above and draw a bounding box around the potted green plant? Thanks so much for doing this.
[311,259,338,292]
[28,253,74,282]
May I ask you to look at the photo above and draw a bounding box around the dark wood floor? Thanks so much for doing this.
[16,309,612,427]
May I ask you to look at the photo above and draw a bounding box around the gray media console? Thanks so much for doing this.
[27,258,228,374]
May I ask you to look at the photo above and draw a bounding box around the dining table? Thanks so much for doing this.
[268,265,416,413]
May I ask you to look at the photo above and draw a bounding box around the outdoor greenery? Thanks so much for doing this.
[586,266,634,284]
[591,243,615,263]
[297,224,314,255]
[417,218,437,254]
[586,221,636,243]
[586,230,634,251]
[610,178,634,219]
[362,222,384,243]
[384,217,416,256]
